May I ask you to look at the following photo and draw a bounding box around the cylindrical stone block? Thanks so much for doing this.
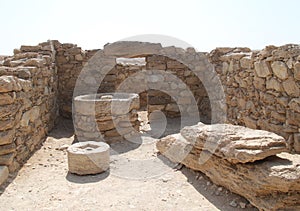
[67,141,110,175]
[73,93,140,143]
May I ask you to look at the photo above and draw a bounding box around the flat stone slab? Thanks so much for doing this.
[67,141,110,175]
[157,134,300,210]
[103,41,162,57]
[180,122,287,163]
[0,165,9,186]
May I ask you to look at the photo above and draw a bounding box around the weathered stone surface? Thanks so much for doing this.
[19,79,32,92]
[0,103,19,118]
[254,60,271,77]
[104,41,162,57]
[287,111,300,127]
[271,61,289,80]
[157,134,300,211]
[1,39,300,178]
[0,129,15,146]
[24,58,44,67]
[74,93,139,116]
[294,134,300,152]
[0,143,16,156]
[180,122,287,163]
[74,93,140,143]
[294,62,300,80]
[0,165,9,186]
[242,116,257,129]
[67,141,110,175]
[97,120,115,131]
[283,77,300,97]
[0,76,22,93]
[165,103,180,112]
[241,57,253,69]
[0,153,14,165]
[20,45,41,52]
[75,54,83,61]
[0,119,15,131]
[266,77,282,91]
[0,93,15,105]
[20,106,40,127]
[253,76,265,90]
[289,98,300,113]
[0,40,58,175]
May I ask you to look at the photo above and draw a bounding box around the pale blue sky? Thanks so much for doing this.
[0,0,299,55]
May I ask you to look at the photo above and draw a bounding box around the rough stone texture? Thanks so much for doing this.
[56,47,212,123]
[271,61,289,80]
[67,141,110,175]
[283,77,300,97]
[157,133,300,211]
[0,165,9,186]
[210,44,300,153]
[74,93,140,143]
[103,41,163,57]
[180,122,288,163]
[0,41,58,175]
[0,40,300,180]
[63,42,299,152]
[0,76,22,92]
[294,62,300,80]
[254,61,271,77]
[54,41,98,118]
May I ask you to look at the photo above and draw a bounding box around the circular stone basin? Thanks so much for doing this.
[67,141,110,175]
[73,93,140,143]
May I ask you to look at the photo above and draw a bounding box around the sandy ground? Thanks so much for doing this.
[0,114,258,211]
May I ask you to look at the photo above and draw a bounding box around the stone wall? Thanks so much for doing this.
[54,41,98,118]
[144,55,210,122]
[74,93,140,143]
[209,45,300,152]
[0,41,58,173]
[0,40,299,178]
[56,47,211,123]
[54,41,300,152]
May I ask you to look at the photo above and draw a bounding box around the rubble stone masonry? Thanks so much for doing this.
[0,40,299,175]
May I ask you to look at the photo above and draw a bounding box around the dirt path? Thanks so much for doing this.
[0,117,257,211]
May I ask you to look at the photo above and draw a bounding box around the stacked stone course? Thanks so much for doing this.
[210,44,300,152]
[73,93,140,143]
[0,41,58,175]
[0,40,299,182]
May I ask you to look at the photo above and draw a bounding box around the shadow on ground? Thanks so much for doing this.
[66,170,110,184]
[157,154,258,211]
[48,117,74,139]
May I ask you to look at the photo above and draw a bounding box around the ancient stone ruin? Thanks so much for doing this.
[73,93,140,143]
[67,141,110,175]
[0,40,299,210]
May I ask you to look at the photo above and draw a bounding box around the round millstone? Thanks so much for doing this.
[67,141,110,175]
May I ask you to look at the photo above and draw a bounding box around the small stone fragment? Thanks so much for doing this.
[239,202,247,209]
[0,165,9,186]
[230,200,237,207]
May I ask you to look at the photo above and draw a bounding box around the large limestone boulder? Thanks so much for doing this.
[157,133,300,211]
[180,122,287,163]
